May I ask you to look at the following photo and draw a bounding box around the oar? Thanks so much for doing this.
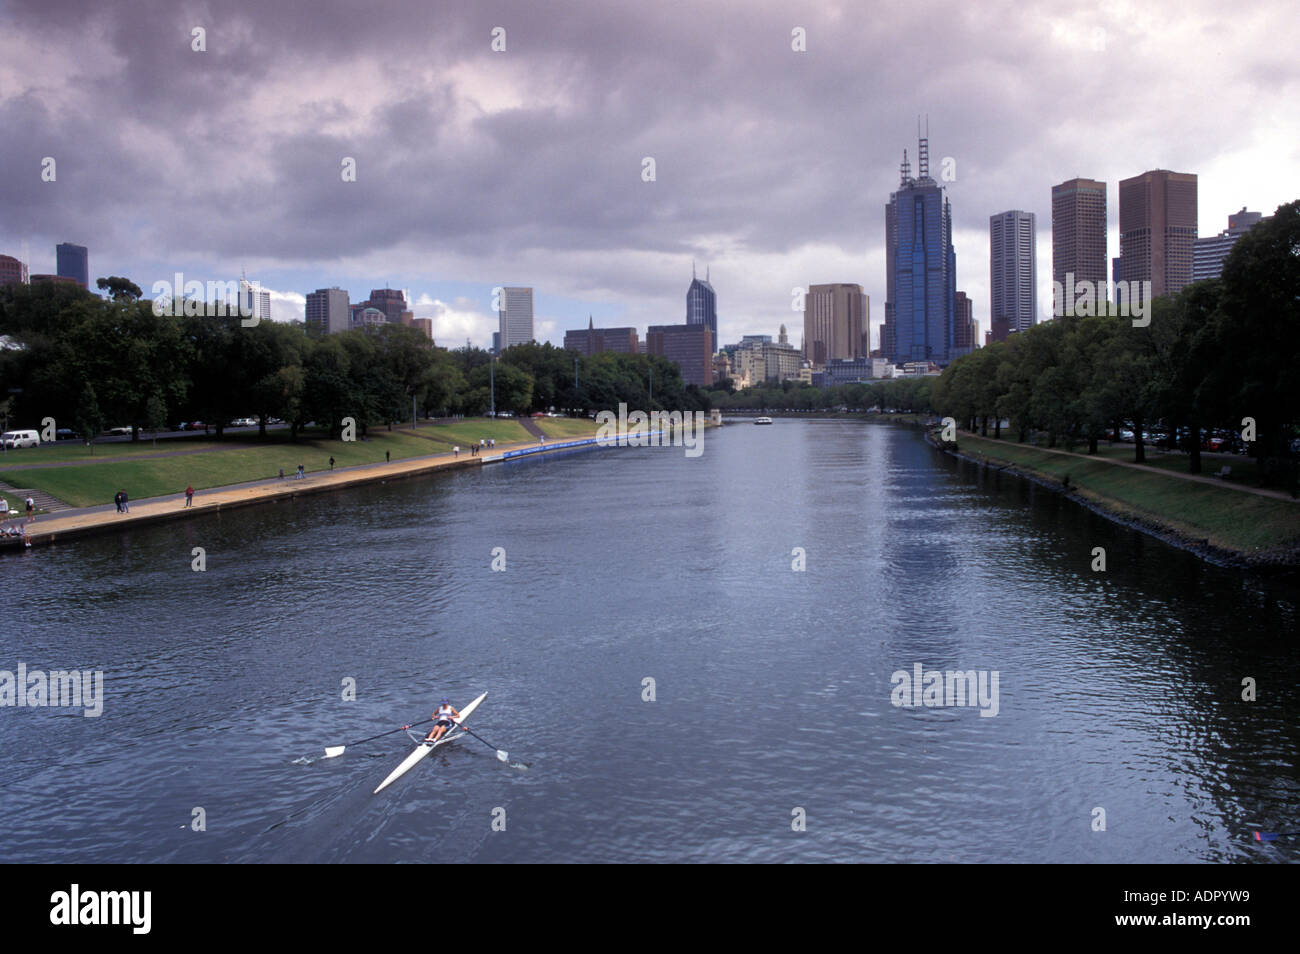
[323,719,432,759]
[455,724,510,762]
[1254,830,1300,842]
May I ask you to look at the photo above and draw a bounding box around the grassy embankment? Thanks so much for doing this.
[951,432,1300,556]
[0,417,598,509]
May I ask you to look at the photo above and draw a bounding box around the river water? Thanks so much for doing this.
[1,420,1296,863]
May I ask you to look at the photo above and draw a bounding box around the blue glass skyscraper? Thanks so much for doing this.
[686,264,717,352]
[883,133,956,366]
[56,242,88,288]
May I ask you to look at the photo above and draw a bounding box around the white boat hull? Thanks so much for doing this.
[373,691,487,794]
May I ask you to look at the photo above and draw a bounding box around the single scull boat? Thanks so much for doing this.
[372,691,488,794]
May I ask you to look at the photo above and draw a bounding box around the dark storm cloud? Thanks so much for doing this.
[3,0,1297,333]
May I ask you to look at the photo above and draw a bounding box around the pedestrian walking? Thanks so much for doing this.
[297,464,305,479]
[454,445,459,457]
[114,491,123,513]
[25,495,34,519]
[279,467,285,480]
[121,491,130,513]
[329,457,335,471]
[386,450,390,463]
[185,484,194,508]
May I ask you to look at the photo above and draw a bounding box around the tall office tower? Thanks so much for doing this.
[990,210,1037,334]
[498,286,534,350]
[884,130,957,365]
[0,254,29,286]
[686,265,717,352]
[952,291,977,356]
[367,288,408,324]
[56,243,88,288]
[1193,207,1267,281]
[1118,169,1198,298]
[1051,178,1107,289]
[305,287,351,335]
[240,277,272,323]
[803,283,868,367]
[645,324,713,387]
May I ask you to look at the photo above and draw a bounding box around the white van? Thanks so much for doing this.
[1,430,40,449]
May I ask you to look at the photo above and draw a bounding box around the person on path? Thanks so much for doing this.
[114,491,122,513]
[279,467,285,480]
[454,446,459,457]
[184,484,194,508]
[386,451,390,463]
[297,464,305,479]
[329,457,335,471]
[25,496,34,519]
[120,491,130,513]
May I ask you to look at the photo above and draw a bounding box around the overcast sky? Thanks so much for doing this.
[2,0,1297,351]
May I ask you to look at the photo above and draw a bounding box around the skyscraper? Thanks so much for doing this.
[367,288,407,324]
[239,277,271,323]
[802,283,868,367]
[884,130,957,366]
[1193,207,1267,282]
[305,287,351,335]
[0,254,28,286]
[990,210,1037,335]
[952,291,977,356]
[56,243,88,288]
[498,287,534,350]
[1051,178,1107,290]
[686,265,717,352]
[1118,169,1198,298]
[646,323,713,387]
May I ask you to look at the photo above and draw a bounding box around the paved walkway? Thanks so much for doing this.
[960,431,1298,503]
[3,431,579,550]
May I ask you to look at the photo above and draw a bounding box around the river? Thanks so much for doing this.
[1,419,1296,862]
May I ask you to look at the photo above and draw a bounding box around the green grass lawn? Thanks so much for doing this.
[0,437,231,465]
[955,433,1300,554]
[535,417,601,439]
[0,423,503,508]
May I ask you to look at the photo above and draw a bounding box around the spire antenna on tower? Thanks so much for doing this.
[917,115,929,180]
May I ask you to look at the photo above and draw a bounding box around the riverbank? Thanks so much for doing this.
[928,428,1300,569]
[1,427,601,552]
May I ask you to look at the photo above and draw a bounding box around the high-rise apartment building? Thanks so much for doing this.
[1051,178,1107,289]
[56,243,88,288]
[990,210,1037,335]
[498,286,534,350]
[884,131,957,365]
[1118,169,1198,298]
[952,290,977,356]
[803,283,868,367]
[0,254,28,286]
[1193,207,1267,282]
[305,287,351,335]
[686,266,717,352]
[240,277,272,323]
[367,288,408,324]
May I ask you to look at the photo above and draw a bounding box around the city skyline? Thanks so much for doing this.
[2,1,1296,350]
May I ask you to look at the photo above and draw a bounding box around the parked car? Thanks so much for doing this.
[1,430,40,448]
[189,421,206,431]
[55,428,79,441]
[108,425,133,435]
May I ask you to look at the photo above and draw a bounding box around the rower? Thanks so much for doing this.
[424,698,462,743]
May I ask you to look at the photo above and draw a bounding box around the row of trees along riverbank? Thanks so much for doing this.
[0,279,711,441]
[930,200,1300,492]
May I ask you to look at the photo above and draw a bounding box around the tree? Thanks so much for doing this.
[96,276,143,302]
